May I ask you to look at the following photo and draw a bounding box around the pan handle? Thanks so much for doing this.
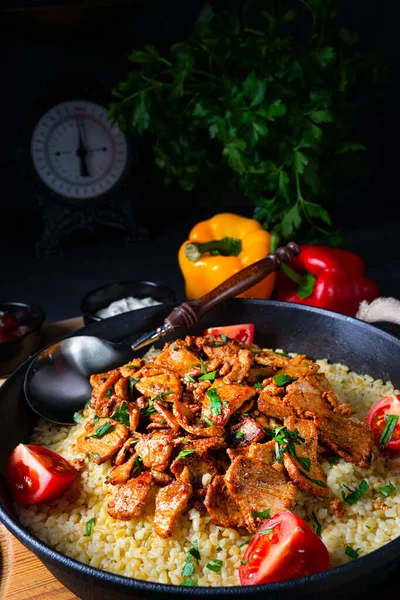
[165,242,300,330]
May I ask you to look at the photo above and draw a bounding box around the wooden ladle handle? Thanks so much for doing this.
[165,241,300,330]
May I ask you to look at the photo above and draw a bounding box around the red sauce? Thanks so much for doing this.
[0,311,31,343]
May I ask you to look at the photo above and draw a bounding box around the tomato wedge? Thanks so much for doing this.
[203,324,255,345]
[6,443,77,504]
[366,395,400,450]
[239,511,329,585]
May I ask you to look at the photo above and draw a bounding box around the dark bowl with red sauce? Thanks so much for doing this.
[0,302,45,377]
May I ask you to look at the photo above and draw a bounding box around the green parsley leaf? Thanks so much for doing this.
[299,471,327,488]
[297,456,311,472]
[203,416,215,427]
[188,540,201,561]
[91,421,114,439]
[275,351,289,357]
[73,411,83,423]
[205,559,223,572]
[93,414,100,424]
[129,377,139,396]
[342,480,369,504]
[236,431,245,439]
[328,456,339,466]
[198,370,217,382]
[112,402,130,427]
[184,374,197,383]
[273,374,298,387]
[176,449,196,460]
[379,481,396,497]
[125,365,138,370]
[254,382,265,389]
[105,386,113,398]
[207,388,222,415]
[181,577,197,586]
[379,414,399,447]
[251,508,270,519]
[209,333,227,347]
[258,528,273,535]
[83,517,96,537]
[92,453,99,460]
[311,512,322,537]
[238,537,253,547]
[345,545,360,559]
[131,456,143,477]
[181,557,195,577]
[240,558,249,565]
[216,546,222,552]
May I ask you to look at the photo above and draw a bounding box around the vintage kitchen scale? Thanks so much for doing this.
[25,73,147,255]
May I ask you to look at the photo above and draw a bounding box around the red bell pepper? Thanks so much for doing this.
[276,244,379,317]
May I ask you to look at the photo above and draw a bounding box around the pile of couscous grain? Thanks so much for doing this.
[15,353,400,586]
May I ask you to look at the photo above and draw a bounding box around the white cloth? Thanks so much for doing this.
[356,297,400,326]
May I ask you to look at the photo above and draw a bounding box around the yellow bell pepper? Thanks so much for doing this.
[178,212,276,300]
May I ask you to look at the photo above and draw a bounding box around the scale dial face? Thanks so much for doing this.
[30,100,129,201]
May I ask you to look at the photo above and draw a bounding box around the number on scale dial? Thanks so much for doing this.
[31,100,129,200]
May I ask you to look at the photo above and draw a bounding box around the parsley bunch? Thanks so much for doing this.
[109,0,378,243]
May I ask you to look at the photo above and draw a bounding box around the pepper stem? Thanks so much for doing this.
[184,237,242,262]
[280,264,316,299]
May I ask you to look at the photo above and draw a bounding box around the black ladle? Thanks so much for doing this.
[24,242,299,424]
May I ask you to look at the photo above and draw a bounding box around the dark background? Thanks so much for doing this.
[0,0,399,321]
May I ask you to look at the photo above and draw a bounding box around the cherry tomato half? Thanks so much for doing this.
[239,511,330,586]
[203,324,255,345]
[366,395,400,450]
[6,444,77,504]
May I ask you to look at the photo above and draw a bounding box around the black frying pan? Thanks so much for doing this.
[1,299,400,600]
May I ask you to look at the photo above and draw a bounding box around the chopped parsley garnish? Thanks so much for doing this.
[254,382,265,389]
[181,578,197,586]
[105,386,114,398]
[73,411,83,423]
[238,537,253,547]
[216,546,222,552]
[209,333,227,347]
[125,364,138,370]
[327,456,339,466]
[131,456,143,477]
[93,414,100,424]
[129,377,139,396]
[251,508,270,519]
[273,374,298,387]
[240,558,249,565]
[83,517,96,537]
[172,346,179,351]
[159,418,165,425]
[92,453,99,460]
[188,539,201,561]
[275,351,289,357]
[345,545,360,559]
[207,388,222,415]
[267,425,305,463]
[258,528,273,536]
[341,480,369,504]
[379,481,396,497]
[311,512,322,537]
[236,431,245,439]
[142,391,173,416]
[112,402,130,427]
[299,471,327,488]
[181,540,200,581]
[86,453,91,462]
[206,558,223,572]
[184,374,197,383]
[379,414,399,447]
[340,380,346,384]
[198,359,217,382]
[176,449,195,460]
[203,416,215,427]
[181,557,195,577]
[91,420,114,439]
[297,456,311,472]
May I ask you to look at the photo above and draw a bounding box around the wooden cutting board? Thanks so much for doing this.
[0,317,83,600]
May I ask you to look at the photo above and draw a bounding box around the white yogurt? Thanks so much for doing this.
[95,296,161,318]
